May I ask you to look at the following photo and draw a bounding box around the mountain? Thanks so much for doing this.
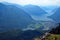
[0,2,34,32]
[49,7,60,23]
[24,5,47,16]
[41,6,58,12]
[24,5,47,20]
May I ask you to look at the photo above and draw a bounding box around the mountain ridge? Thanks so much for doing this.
[0,2,34,32]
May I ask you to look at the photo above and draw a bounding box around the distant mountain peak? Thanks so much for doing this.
[24,4,47,16]
[49,7,60,23]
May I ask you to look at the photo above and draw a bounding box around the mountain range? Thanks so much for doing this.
[24,5,47,16]
[23,5,48,20]
[0,2,60,40]
[49,7,60,23]
[0,2,34,31]
[0,2,60,32]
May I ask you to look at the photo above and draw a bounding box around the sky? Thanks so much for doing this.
[0,0,60,6]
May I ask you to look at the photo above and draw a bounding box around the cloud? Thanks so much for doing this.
[0,0,60,6]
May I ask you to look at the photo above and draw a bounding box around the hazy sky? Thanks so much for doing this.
[0,0,60,6]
